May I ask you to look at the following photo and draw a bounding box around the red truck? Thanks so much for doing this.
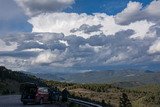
[20,83,60,105]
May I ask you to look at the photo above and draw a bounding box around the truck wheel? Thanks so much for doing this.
[58,96,60,101]
[39,98,43,105]
[50,101,53,104]
[23,102,27,105]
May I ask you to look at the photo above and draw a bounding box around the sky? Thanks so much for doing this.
[0,0,160,73]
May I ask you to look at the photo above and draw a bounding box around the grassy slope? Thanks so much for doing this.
[130,84,160,93]
[129,84,160,107]
[46,80,160,107]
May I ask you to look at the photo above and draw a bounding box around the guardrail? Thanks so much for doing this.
[69,98,103,107]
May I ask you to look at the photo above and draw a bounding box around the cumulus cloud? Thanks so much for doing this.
[115,0,160,25]
[28,12,154,39]
[13,0,157,39]
[0,56,31,71]
[0,39,18,51]
[32,50,59,64]
[15,0,75,16]
[148,38,160,54]
[106,53,128,64]
[28,13,106,38]
[1,0,160,72]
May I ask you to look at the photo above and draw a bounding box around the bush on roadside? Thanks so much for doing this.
[1,89,10,95]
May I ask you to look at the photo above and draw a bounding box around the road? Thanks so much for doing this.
[0,95,67,107]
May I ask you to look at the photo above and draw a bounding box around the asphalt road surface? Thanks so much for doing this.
[0,95,67,107]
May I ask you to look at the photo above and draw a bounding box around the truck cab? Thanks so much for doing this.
[20,83,49,105]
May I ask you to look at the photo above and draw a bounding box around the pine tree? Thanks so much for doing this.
[119,93,132,107]
[101,100,107,107]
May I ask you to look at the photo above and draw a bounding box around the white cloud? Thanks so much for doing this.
[146,0,160,17]
[15,0,74,16]
[129,20,154,39]
[32,50,60,64]
[29,13,105,38]
[59,40,69,46]
[0,39,18,51]
[106,53,128,64]
[22,48,44,52]
[115,1,142,25]
[153,55,160,61]
[79,43,102,53]
[148,38,160,54]
[13,0,156,40]
[115,0,160,25]
[0,56,31,71]
[28,12,154,39]
[50,58,75,67]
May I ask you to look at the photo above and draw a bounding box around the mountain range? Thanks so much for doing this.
[33,69,160,87]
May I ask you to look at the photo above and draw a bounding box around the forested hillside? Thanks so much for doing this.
[46,80,160,107]
[0,66,46,95]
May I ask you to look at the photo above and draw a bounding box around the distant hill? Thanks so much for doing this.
[67,70,160,86]
[112,81,144,88]
[34,70,160,87]
[35,73,66,81]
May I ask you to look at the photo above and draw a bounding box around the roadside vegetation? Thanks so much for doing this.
[45,80,160,106]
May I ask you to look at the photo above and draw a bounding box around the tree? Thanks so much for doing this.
[0,66,6,82]
[101,100,107,107]
[119,93,132,107]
